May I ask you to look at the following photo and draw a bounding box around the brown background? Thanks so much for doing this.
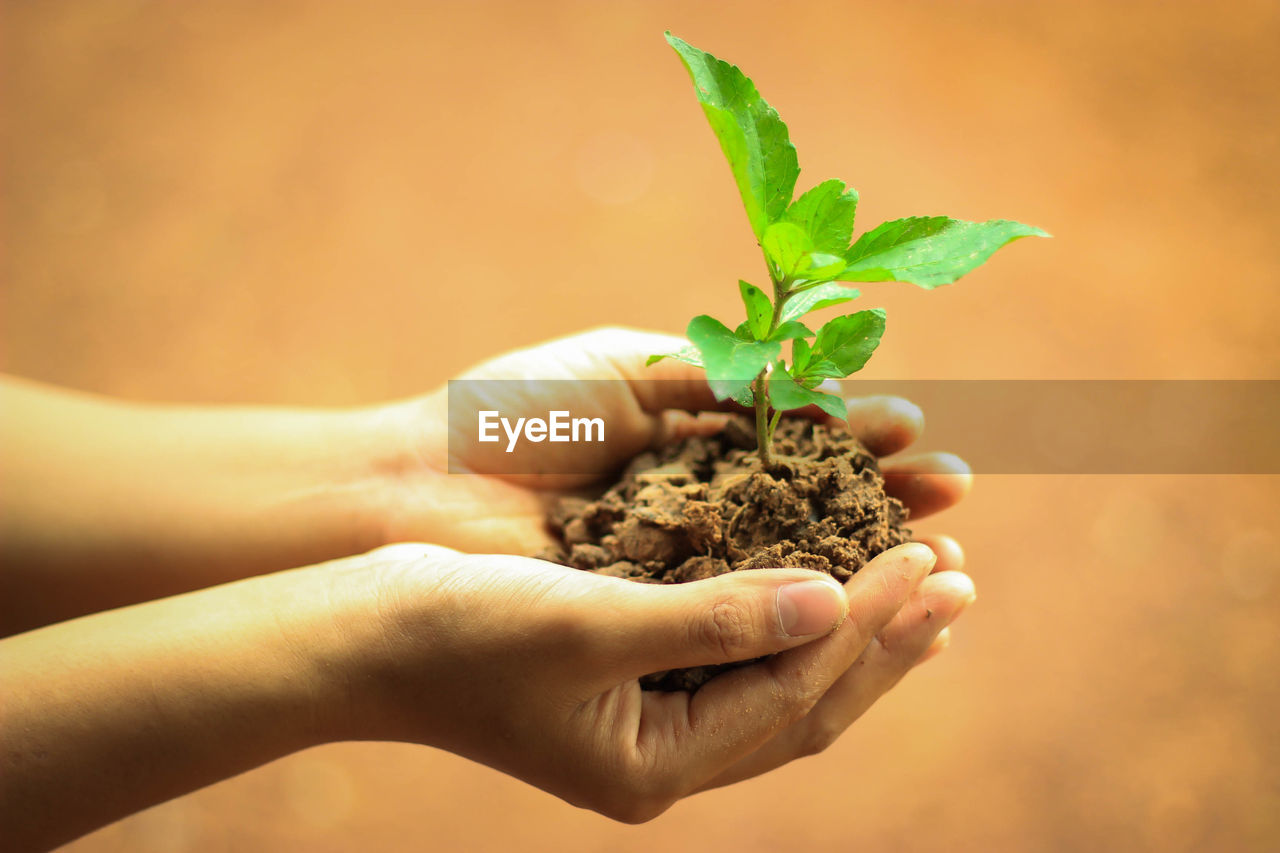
[4,1,1278,850]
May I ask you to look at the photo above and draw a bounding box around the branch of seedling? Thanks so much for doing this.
[746,285,775,465]
[754,275,803,467]
[647,33,1048,471]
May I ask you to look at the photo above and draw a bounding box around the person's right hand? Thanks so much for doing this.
[332,539,973,822]
[370,328,972,560]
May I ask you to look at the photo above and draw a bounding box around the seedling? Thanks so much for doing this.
[649,33,1048,466]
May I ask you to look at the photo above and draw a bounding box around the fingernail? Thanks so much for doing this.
[777,578,847,637]
[898,542,938,576]
[933,572,977,621]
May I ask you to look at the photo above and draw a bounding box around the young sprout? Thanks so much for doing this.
[649,33,1048,466]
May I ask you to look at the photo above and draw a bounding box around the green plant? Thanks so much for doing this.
[649,33,1048,466]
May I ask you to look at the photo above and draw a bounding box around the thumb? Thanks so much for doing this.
[608,569,849,677]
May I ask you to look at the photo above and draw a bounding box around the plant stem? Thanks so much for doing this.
[754,372,773,467]
[753,281,793,467]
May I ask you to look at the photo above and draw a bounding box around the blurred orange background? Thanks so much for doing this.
[3,1,1278,850]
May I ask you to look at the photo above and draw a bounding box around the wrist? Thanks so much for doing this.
[247,398,444,559]
[307,545,435,743]
[256,561,386,745]
[207,555,421,747]
[346,392,455,548]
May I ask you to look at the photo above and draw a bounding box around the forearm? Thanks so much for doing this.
[0,560,373,852]
[0,376,406,632]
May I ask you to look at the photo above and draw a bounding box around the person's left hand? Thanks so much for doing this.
[370,327,972,562]
[334,538,971,822]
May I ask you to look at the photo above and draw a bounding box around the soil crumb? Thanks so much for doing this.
[540,416,910,691]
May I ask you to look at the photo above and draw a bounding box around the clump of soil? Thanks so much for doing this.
[540,415,910,691]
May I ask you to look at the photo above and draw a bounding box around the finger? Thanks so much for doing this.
[882,452,972,519]
[467,326,730,414]
[627,371,731,417]
[636,543,937,792]
[694,569,974,791]
[813,569,974,715]
[605,569,850,678]
[578,327,729,414]
[916,626,951,664]
[841,396,925,457]
[912,534,965,574]
[651,410,734,447]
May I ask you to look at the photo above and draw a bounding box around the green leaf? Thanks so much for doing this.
[841,217,1049,288]
[795,252,847,283]
[792,338,812,373]
[804,257,852,284]
[728,384,755,408]
[779,282,860,324]
[646,346,704,368]
[768,320,813,342]
[738,280,772,340]
[813,309,886,376]
[768,364,846,419]
[784,179,859,254]
[801,359,849,381]
[686,314,780,402]
[762,221,810,280]
[666,33,799,240]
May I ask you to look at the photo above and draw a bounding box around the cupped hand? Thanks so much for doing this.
[374,327,972,557]
[336,539,972,822]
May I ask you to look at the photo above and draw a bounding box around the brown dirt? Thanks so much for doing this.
[540,415,910,691]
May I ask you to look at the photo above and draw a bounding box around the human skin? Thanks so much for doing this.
[0,329,969,632]
[0,328,974,849]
